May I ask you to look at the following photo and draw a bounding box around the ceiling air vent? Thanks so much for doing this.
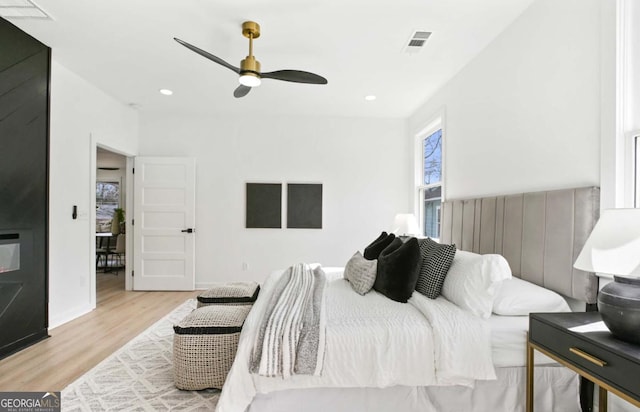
[403,30,431,54]
[0,0,51,19]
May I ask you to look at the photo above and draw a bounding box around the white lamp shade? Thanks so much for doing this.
[573,208,640,276]
[393,213,420,236]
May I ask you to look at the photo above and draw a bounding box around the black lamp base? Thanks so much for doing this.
[598,276,640,345]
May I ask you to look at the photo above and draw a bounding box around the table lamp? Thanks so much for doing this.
[573,208,640,344]
[392,213,420,237]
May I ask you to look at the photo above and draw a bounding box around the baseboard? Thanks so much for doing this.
[49,303,94,330]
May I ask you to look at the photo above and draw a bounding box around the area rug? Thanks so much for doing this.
[62,299,220,411]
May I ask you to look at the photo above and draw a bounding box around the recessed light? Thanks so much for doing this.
[159,89,173,96]
[365,95,376,101]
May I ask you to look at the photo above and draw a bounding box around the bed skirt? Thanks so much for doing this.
[247,365,579,412]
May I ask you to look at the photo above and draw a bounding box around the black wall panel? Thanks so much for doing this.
[246,183,282,228]
[0,17,50,359]
[287,184,322,229]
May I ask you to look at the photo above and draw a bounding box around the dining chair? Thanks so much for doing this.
[96,235,113,270]
[112,234,125,271]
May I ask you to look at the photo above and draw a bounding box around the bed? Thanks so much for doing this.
[216,186,600,412]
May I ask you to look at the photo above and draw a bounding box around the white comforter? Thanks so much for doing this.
[216,267,496,412]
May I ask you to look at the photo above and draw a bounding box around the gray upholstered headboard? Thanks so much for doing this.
[440,186,600,304]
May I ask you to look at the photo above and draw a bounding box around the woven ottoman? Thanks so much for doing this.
[197,281,260,308]
[173,304,251,390]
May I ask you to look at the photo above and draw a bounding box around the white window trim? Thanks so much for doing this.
[618,0,638,208]
[627,130,640,207]
[414,108,446,236]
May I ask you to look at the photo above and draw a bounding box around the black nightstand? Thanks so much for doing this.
[527,312,640,412]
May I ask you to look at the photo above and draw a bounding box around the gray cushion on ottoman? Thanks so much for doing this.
[173,305,251,390]
[197,281,260,307]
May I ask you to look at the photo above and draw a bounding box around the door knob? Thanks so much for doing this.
[181,228,195,233]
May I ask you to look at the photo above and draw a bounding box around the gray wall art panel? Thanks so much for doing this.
[287,184,322,229]
[246,183,282,228]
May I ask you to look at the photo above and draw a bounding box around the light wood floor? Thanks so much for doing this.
[0,271,200,391]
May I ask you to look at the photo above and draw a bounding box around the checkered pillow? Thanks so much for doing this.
[415,238,457,299]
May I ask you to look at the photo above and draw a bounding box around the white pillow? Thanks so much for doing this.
[492,277,571,315]
[343,251,377,295]
[441,250,512,318]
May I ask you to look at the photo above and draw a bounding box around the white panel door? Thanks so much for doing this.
[133,157,196,290]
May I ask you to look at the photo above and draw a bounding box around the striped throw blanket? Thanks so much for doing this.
[250,263,327,378]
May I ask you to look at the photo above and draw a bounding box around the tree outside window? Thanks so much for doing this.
[423,129,442,185]
[419,128,442,239]
[96,182,119,232]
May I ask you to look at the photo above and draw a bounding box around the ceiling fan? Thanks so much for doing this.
[174,21,328,98]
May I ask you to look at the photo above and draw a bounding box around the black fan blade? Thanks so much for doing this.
[174,38,240,74]
[260,70,327,84]
[234,85,252,98]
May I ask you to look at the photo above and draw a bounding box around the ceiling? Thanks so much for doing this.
[6,0,534,118]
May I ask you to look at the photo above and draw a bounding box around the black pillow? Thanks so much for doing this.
[363,232,396,260]
[373,237,421,303]
[415,238,457,299]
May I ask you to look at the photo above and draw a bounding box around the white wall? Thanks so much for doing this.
[409,0,601,201]
[138,113,408,286]
[49,60,138,328]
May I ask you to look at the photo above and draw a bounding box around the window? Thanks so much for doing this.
[416,123,443,239]
[96,181,120,232]
[636,135,639,207]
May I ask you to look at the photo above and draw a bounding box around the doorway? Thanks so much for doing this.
[95,147,128,302]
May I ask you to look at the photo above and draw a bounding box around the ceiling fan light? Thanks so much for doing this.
[239,73,261,87]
